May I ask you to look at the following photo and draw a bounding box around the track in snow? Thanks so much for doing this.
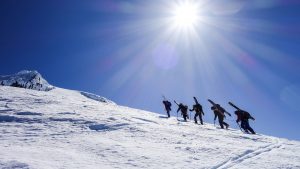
[213,140,283,169]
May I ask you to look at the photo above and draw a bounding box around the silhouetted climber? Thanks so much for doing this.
[208,99,231,129]
[229,102,256,134]
[190,97,204,124]
[174,101,189,121]
[162,99,172,118]
[235,111,256,134]
[211,105,230,129]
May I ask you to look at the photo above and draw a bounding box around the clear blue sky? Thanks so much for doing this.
[1,0,300,140]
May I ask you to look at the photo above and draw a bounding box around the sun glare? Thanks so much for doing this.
[172,2,199,29]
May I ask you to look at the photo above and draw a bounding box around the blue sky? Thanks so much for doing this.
[1,0,300,140]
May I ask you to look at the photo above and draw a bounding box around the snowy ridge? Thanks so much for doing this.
[0,70,54,91]
[0,70,114,104]
[0,86,299,169]
[80,91,116,104]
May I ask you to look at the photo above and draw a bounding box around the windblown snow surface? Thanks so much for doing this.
[0,86,300,169]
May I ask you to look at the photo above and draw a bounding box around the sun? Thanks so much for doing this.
[171,1,199,29]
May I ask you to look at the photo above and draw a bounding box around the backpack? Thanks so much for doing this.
[242,111,251,120]
[194,104,202,112]
[219,106,225,113]
[163,100,172,110]
[166,101,172,107]
[181,105,188,113]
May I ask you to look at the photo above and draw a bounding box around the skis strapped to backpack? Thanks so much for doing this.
[229,102,254,121]
[208,99,231,117]
[193,96,199,105]
[208,99,216,106]
[229,102,253,133]
[228,102,241,110]
[174,100,191,122]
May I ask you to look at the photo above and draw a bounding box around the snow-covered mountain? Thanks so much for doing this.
[0,71,299,169]
[0,70,54,91]
[0,70,114,104]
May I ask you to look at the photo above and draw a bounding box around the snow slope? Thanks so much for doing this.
[0,86,300,169]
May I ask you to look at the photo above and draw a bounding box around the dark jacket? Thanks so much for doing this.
[163,100,172,111]
[190,104,204,115]
[235,110,255,122]
[177,104,188,116]
[211,104,232,120]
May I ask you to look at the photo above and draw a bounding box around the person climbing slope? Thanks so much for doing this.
[208,99,231,129]
[162,99,172,118]
[235,110,256,134]
[229,102,256,134]
[174,100,189,121]
[189,97,205,125]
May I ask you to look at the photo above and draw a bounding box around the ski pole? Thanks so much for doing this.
[236,122,244,133]
[174,100,180,121]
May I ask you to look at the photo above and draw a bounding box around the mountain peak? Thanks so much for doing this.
[0,70,54,91]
